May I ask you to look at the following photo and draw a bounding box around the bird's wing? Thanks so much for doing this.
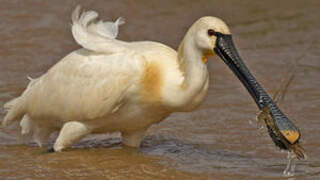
[71,5,130,54]
[24,51,145,121]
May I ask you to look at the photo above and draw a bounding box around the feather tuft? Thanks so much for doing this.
[91,17,125,39]
[71,5,129,54]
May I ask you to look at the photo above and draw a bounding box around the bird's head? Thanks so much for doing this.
[188,16,231,63]
[188,16,303,149]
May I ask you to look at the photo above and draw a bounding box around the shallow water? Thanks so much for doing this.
[1,0,320,179]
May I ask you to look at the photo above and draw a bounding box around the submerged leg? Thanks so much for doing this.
[33,126,52,147]
[283,151,296,176]
[20,115,52,147]
[53,121,90,152]
[20,115,33,135]
[122,130,146,147]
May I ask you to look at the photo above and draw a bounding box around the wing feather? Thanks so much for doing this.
[71,5,129,54]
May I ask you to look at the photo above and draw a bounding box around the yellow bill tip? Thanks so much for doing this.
[280,130,300,144]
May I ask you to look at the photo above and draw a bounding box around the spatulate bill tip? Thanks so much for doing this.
[280,130,300,145]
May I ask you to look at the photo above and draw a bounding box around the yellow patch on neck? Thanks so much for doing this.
[202,56,208,64]
[202,50,214,64]
[280,130,300,144]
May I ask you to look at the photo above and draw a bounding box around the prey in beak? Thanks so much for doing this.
[212,31,306,175]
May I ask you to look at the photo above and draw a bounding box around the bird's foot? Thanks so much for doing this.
[47,147,55,153]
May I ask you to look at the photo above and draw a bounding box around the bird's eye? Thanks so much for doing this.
[207,29,216,36]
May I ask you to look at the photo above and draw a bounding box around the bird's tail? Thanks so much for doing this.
[2,76,40,127]
[2,97,25,127]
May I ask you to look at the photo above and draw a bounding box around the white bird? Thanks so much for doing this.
[2,6,300,153]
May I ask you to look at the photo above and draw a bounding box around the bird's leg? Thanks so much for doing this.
[33,126,52,147]
[53,121,90,152]
[122,130,146,148]
[20,115,33,135]
[283,151,296,176]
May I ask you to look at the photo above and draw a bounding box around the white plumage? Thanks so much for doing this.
[3,6,231,151]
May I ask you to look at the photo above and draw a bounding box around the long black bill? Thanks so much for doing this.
[213,33,301,149]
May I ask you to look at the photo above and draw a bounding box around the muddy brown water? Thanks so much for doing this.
[0,0,320,179]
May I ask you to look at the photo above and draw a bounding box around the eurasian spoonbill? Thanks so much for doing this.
[3,6,302,161]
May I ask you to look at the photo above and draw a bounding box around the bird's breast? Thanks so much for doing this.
[140,60,164,103]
